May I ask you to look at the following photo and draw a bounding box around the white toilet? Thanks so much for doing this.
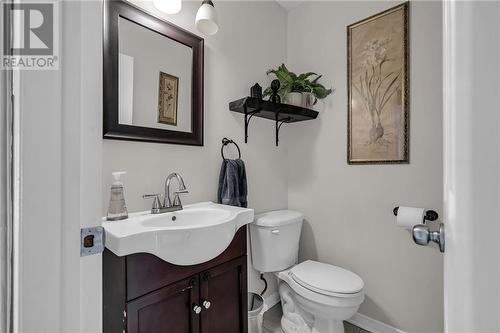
[249,210,364,333]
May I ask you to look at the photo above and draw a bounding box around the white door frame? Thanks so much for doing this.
[443,1,500,332]
[14,1,103,332]
[1,5,14,331]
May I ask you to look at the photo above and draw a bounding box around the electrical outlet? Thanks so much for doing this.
[81,226,104,256]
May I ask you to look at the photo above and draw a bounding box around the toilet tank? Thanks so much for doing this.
[249,210,304,273]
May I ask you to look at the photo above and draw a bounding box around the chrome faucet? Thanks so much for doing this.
[164,173,188,209]
[143,173,189,214]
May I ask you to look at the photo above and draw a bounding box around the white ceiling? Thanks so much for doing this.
[275,0,303,11]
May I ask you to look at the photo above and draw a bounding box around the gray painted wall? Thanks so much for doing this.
[103,1,444,331]
[286,2,443,332]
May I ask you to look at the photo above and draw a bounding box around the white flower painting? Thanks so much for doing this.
[348,3,409,164]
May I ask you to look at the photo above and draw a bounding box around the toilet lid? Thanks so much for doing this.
[254,210,304,227]
[290,260,364,295]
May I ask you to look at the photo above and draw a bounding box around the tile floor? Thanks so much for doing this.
[262,303,370,333]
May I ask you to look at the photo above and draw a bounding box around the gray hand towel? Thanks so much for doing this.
[217,159,248,208]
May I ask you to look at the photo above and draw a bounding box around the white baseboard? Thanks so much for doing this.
[348,313,406,333]
[262,291,280,312]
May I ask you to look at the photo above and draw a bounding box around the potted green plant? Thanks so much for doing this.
[263,64,333,108]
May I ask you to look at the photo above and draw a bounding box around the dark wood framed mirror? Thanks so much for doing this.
[103,0,204,145]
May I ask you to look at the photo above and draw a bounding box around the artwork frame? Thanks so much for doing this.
[158,71,179,126]
[347,2,409,164]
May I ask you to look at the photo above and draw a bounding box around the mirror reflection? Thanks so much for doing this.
[118,17,193,132]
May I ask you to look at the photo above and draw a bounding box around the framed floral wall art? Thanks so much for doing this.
[158,71,179,126]
[347,3,409,164]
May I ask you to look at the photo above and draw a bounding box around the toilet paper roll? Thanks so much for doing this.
[396,206,425,229]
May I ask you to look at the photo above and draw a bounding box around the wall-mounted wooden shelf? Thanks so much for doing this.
[229,97,319,146]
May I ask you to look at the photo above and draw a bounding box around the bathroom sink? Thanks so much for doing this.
[103,202,254,265]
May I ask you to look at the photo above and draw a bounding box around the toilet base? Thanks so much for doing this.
[278,280,361,333]
[312,318,345,333]
[280,314,345,333]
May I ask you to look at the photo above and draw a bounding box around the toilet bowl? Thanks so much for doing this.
[278,261,364,333]
[249,210,364,333]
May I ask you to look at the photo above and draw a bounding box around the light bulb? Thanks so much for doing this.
[153,0,182,14]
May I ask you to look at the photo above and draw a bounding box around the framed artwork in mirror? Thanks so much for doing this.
[347,2,409,164]
[103,0,204,145]
[158,72,179,126]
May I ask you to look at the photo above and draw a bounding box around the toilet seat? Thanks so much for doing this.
[278,269,364,309]
[290,260,364,298]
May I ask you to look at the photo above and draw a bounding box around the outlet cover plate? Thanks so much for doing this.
[80,226,104,257]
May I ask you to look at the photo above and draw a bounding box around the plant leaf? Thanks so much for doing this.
[312,75,322,83]
[379,71,401,111]
[263,87,273,98]
[312,85,332,99]
[298,72,318,81]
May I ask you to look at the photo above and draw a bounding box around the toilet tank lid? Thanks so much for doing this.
[253,210,304,227]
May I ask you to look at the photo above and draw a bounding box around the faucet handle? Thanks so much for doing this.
[143,194,162,213]
[173,189,189,206]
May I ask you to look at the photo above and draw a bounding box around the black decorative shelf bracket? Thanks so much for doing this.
[276,116,291,146]
[229,97,319,146]
[244,106,262,143]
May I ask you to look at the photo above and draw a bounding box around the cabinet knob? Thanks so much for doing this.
[193,305,202,314]
[202,300,211,309]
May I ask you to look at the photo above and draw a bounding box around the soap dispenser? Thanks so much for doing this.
[106,171,128,221]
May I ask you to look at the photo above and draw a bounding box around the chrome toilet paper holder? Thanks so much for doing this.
[393,207,445,253]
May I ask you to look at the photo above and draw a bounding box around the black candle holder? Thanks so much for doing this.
[269,79,281,104]
[250,83,262,99]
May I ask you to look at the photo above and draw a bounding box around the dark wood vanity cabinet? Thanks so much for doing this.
[199,258,247,333]
[104,226,248,333]
[127,275,200,333]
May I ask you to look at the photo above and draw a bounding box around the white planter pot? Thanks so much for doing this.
[286,92,303,106]
[302,92,315,109]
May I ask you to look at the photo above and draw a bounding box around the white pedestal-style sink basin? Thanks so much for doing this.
[103,202,254,265]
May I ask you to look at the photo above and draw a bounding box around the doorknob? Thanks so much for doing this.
[412,223,445,253]
[193,305,202,314]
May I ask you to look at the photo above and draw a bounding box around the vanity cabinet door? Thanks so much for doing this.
[127,275,200,333]
[199,256,247,333]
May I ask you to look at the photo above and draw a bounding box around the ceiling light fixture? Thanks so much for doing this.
[153,0,182,14]
[195,0,219,35]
